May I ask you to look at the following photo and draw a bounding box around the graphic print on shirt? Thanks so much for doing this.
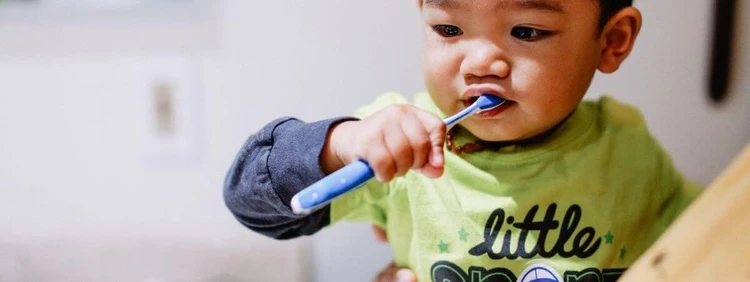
[430,204,627,282]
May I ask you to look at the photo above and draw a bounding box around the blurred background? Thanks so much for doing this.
[0,0,747,281]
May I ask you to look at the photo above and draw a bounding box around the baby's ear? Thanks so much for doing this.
[597,7,643,73]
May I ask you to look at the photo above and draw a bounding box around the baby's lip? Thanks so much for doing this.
[461,87,509,101]
[461,88,511,106]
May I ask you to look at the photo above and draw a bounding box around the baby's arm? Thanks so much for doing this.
[224,104,447,239]
[223,117,355,239]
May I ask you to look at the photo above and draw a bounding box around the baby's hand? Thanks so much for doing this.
[371,225,416,282]
[322,105,446,182]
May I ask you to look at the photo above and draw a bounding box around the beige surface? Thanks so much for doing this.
[0,235,308,282]
[619,144,750,281]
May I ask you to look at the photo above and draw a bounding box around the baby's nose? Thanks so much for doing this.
[460,43,510,79]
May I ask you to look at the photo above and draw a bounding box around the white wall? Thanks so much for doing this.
[215,1,423,281]
[587,0,750,185]
[0,0,747,281]
[0,1,313,281]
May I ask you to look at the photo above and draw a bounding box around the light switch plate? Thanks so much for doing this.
[136,54,202,165]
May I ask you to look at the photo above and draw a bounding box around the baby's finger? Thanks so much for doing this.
[372,262,417,282]
[366,137,397,182]
[383,126,414,178]
[413,110,446,168]
[418,162,444,178]
[399,117,431,170]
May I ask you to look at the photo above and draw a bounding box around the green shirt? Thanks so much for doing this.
[330,92,700,282]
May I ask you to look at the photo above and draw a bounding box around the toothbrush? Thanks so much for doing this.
[290,94,506,215]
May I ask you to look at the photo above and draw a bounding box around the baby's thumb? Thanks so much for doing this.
[415,110,446,178]
[428,125,446,168]
[373,263,416,282]
[394,269,417,282]
[418,130,445,178]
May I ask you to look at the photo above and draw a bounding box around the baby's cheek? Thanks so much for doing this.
[424,63,456,96]
[423,58,447,80]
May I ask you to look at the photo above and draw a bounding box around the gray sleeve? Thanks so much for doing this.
[223,116,357,239]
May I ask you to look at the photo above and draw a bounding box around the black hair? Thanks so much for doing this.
[598,0,633,30]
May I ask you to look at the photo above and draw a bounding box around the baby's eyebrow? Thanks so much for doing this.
[424,0,566,13]
[424,0,459,9]
[512,0,565,13]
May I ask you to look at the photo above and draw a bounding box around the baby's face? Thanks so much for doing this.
[421,0,604,141]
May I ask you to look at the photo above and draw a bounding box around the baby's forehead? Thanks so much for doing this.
[422,0,570,12]
[420,0,605,19]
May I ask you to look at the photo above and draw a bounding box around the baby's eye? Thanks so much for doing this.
[433,25,464,37]
[511,26,550,41]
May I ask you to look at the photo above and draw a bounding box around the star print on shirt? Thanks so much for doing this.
[438,240,449,253]
[459,228,469,242]
[604,231,614,244]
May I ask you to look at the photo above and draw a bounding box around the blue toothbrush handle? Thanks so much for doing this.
[291,160,374,214]
[290,94,504,215]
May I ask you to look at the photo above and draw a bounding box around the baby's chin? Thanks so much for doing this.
[461,124,529,142]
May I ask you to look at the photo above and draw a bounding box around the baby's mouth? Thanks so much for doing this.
[463,96,513,108]
[464,96,481,107]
